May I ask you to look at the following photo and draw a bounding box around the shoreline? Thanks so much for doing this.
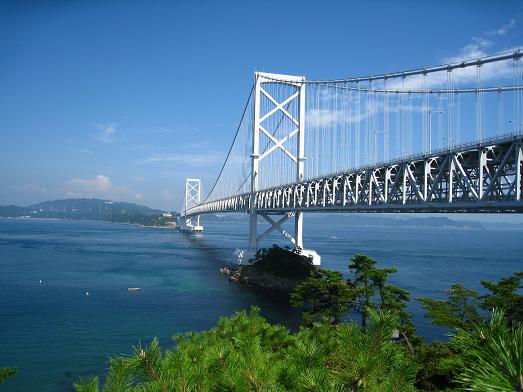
[1,216,177,230]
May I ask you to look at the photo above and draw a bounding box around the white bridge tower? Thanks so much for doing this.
[178,178,203,232]
[248,72,320,265]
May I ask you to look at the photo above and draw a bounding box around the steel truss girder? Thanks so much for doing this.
[186,135,523,216]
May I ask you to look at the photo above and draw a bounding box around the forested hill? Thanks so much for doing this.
[0,198,177,227]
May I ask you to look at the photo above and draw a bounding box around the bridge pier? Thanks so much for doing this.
[294,211,303,249]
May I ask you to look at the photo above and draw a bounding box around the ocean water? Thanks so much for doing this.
[0,216,522,391]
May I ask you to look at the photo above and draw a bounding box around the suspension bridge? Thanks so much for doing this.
[177,50,523,264]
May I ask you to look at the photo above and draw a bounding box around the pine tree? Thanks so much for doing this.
[481,271,523,325]
[417,283,482,331]
[290,268,352,325]
[348,254,413,336]
[452,309,523,391]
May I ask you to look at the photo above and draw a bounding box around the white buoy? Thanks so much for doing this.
[39,280,42,284]
[85,292,89,296]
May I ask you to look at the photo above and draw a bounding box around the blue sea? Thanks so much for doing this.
[0,216,522,391]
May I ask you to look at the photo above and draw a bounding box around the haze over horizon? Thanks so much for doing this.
[1,1,523,211]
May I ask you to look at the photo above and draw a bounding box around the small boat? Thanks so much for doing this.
[127,287,141,292]
[330,235,337,240]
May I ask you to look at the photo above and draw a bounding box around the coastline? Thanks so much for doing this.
[1,216,177,230]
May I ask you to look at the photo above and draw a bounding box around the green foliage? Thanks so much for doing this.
[290,268,352,325]
[414,274,523,391]
[348,254,413,338]
[291,253,416,345]
[0,367,17,384]
[106,211,177,227]
[252,245,314,280]
[417,284,482,331]
[329,309,419,391]
[481,271,523,325]
[74,307,419,392]
[418,271,523,331]
[73,376,99,392]
[451,309,523,391]
[348,254,378,328]
[413,341,461,391]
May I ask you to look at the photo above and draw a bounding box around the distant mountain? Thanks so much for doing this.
[0,198,177,227]
[0,205,28,217]
[208,213,486,229]
[390,216,485,229]
[307,214,486,229]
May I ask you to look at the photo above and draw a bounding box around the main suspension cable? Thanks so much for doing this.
[195,81,255,207]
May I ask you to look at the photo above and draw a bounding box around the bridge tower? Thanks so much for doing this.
[178,178,203,232]
[248,72,320,264]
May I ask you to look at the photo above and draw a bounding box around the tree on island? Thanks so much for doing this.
[290,268,352,325]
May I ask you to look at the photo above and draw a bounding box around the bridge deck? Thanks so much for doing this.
[183,133,523,216]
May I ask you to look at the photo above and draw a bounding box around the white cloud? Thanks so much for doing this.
[136,151,224,167]
[91,122,117,143]
[387,34,518,91]
[489,18,517,36]
[9,184,47,193]
[306,94,381,128]
[65,174,134,200]
[307,107,365,128]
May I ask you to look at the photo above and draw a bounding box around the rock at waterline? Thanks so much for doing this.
[220,246,315,292]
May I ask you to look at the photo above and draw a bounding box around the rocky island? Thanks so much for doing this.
[220,246,315,293]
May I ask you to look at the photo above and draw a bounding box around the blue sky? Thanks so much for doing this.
[1,0,522,211]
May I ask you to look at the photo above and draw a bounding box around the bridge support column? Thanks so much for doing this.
[294,212,303,249]
[178,178,203,232]
[248,211,258,252]
[244,72,319,266]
